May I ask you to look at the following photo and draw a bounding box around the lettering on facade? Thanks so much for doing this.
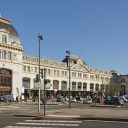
[0,69,11,75]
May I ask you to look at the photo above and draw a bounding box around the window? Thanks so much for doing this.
[83,83,87,90]
[7,52,11,60]
[61,81,67,91]
[2,35,7,43]
[96,74,100,80]
[90,75,95,79]
[72,72,76,78]
[72,82,76,91]
[47,69,50,75]
[53,80,59,90]
[23,66,26,71]
[78,73,82,78]
[62,71,67,77]
[27,66,30,72]
[90,83,94,91]
[57,70,59,76]
[78,82,82,90]
[3,51,6,59]
[95,84,99,91]
[83,74,88,79]
[101,84,104,92]
[54,70,57,75]
[22,77,30,89]
[34,67,37,73]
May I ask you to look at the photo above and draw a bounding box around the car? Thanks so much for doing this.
[41,96,47,104]
[120,96,128,103]
[83,98,92,104]
[104,97,124,105]
[0,96,5,102]
[104,96,111,105]
[71,97,77,103]
[111,97,124,105]
[56,96,62,102]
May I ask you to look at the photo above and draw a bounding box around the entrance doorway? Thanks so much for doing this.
[0,68,12,96]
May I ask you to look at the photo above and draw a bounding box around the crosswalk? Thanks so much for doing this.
[4,119,82,128]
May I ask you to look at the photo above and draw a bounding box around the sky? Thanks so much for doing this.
[0,0,128,74]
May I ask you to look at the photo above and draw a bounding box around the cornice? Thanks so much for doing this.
[0,43,24,52]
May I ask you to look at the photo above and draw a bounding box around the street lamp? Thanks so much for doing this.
[66,51,71,108]
[38,34,43,113]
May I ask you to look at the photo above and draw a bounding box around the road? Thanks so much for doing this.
[1,102,128,128]
[2,118,128,128]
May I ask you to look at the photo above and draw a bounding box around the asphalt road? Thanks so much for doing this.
[1,103,128,128]
[2,118,128,128]
[81,120,128,128]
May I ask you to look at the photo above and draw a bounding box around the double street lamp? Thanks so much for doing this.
[66,51,71,109]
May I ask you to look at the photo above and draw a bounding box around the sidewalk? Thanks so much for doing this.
[2,102,128,121]
[13,105,128,122]
[44,107,128,120]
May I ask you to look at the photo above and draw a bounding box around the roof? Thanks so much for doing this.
[0,16,21,44]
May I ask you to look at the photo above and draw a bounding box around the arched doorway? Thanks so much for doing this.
[0,68,12,96]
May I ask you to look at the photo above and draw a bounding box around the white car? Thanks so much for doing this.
[83,98,92,104]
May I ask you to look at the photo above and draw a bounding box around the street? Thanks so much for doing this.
[1,103,128,128]
[2,118,128,128]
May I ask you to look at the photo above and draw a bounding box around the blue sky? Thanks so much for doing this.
[1,0,128,74]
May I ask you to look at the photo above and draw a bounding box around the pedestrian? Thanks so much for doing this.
[16,96,18,103]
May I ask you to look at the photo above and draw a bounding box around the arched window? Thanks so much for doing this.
[53,80,59,90]
[22,77,30,89]
[83,83,87,90]
[72,82,76,91]
[61,81,67,91]
[90,83,94,91]
[78,82,82,90]
[0,68,12,95]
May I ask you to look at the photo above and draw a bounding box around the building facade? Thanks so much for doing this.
[111,73,128,96]
[0,16,113,100]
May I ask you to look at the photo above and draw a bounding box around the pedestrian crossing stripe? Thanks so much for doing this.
[16,122,79,126]
[4,126,58,128]
[4,119,81,128]
[26,120,82,123]
[46,114,80,118]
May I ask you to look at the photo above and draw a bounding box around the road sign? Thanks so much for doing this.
[46,83,52,90]
[35,82,42,87]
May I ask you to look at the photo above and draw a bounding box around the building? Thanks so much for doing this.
[111,73,128,96]
[0,16,113,100]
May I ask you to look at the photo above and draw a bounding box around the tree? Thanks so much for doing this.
[105,83,120,97]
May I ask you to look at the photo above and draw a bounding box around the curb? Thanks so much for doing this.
[13,113,128,122]
[77,117,128,122]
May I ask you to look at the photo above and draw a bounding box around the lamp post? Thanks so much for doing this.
[66,51,71,109]
[43,68,46,116]
[38,34,43,113]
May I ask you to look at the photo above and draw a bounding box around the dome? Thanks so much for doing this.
[0,17,21,44]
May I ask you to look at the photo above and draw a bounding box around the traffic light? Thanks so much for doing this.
[36,74,39,82]
[40,69,43,79]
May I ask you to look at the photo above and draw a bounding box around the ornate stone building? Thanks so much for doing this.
[0,16,112,100]
[111,73,128,96]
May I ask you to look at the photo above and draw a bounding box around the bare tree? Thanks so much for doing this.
[105,83,120,97]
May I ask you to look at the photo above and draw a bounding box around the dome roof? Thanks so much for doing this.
[0,17,21,44]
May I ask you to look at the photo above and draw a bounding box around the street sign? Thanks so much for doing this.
[46,83,52,90]
[35,82,42,87]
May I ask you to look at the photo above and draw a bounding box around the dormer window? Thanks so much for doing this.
[2,35,7,43]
